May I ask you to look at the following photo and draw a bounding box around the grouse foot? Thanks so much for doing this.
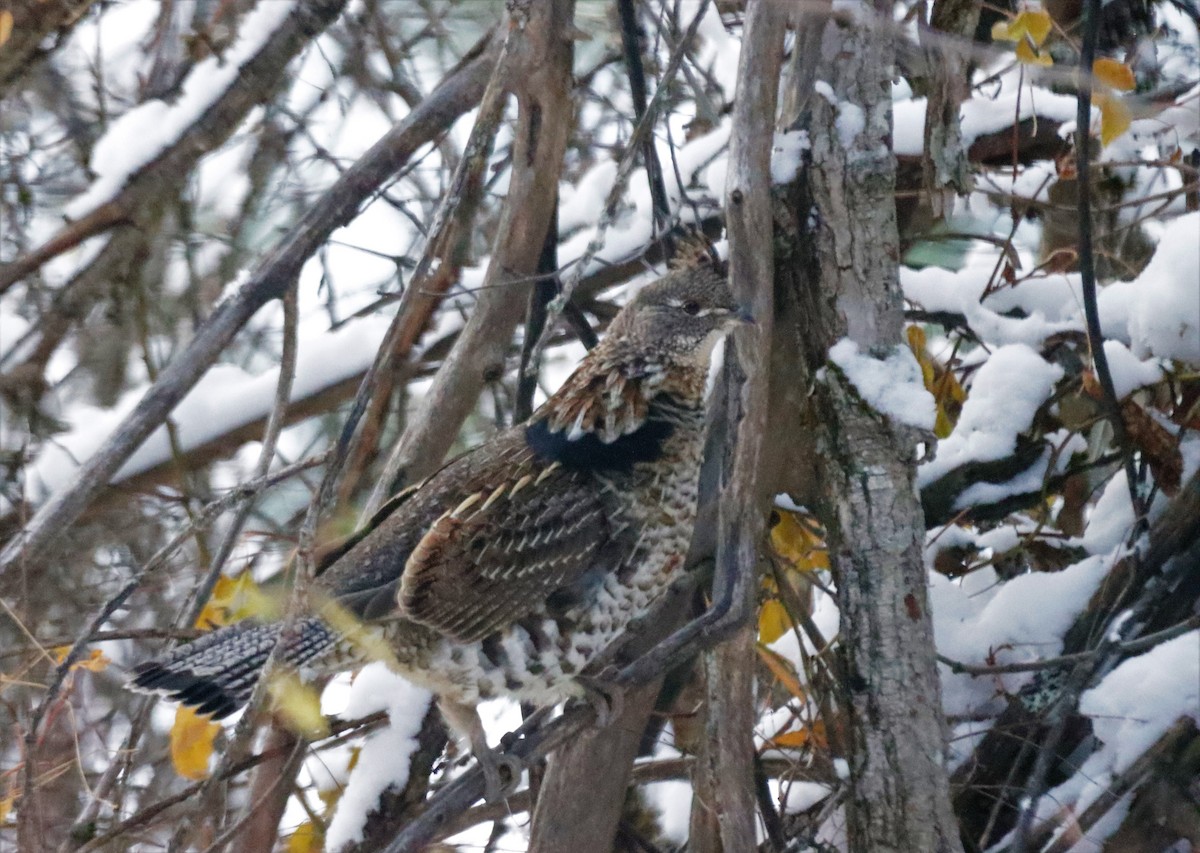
[576,667,623,728]
[438,697,522,802]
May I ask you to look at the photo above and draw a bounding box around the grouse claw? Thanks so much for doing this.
[577,669,623,728]
[477,747,523,803]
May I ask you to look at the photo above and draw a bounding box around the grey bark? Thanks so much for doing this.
[796,5,965,852]
[920,0,980,216]
[688,2,787,851]
[527,679,664,852]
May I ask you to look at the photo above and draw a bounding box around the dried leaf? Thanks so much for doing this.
[756,643,806,701]
[1015,38,1054,66]
[907,326,966,438]
[197,572,276,629]
[268,672,330,740]
[766,722,827,750]
[770,509,829,572]
[287,821,324,853]
[170,706,219,780]
[0,792,15,825]
[1096,92,1132,146]
[759,598,791,645]
[1123,400,1182,495]
[0,11,13,49]
[51,646,111,673]
[767,729,813,749]
[1093,58,1135,92]
[992,9,1053,46]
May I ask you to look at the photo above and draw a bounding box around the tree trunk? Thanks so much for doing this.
[782,3,966,851]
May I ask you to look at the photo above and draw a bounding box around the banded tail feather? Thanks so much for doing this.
[129,616,337,719]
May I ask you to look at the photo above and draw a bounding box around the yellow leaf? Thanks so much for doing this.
[1017,9,1053,45]
[908,325,966,438]
[767,729,812,749]
[759,598,791,645]
[0,792,15,825]
[770,510,829,572]
[170,707,219,780]
[268,672,330,740]
[1093,58,1135,92]
[75,649,111,672]
[756,643,806,701]
[197,572,276,629]
[1097,92,1132,146]
[934,407,957,440]
[1015,38,1054,66]
[765,720,828,750]
[50,646,111,673]
[0,11,13,49]
[992,9,1053,46]
[287,821,324,853]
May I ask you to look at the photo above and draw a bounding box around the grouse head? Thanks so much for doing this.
[605,266,752,365]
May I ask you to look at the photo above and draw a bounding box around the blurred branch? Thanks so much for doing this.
[365,0,576,506]
[0,0,352,297]
[0,0,99,97]
[617,0,674,250]
[687,0,785,849]
[0,27,498,580]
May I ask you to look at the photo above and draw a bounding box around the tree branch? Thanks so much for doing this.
[0,29,497,579]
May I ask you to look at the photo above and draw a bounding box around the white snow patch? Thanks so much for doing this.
[644,780,693,845]
[27,311,395,500]
[828,338,936,430]
[325,664,432,851]
[919,344,1063,487]
[1027,632,1200,846]
[835,102,865,148]
[932,553,1113,715]
[66,1,297,217]
[894,84,1079,157]
[1102,340,1163,399]
[1126,213,1200,362]
[770,130,809,184]
[902,259,1084,347]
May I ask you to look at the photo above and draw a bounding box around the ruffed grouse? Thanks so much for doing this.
[131,265,749,798]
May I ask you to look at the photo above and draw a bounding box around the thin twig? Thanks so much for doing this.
[617,0,674,248]
[938,614,1200,676]
[1071,0,1146,529]
[0,26,496,579]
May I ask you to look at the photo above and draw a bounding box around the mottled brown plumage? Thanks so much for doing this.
[131,263,747,799]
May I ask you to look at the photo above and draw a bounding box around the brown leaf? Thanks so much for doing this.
[1093,58,1136,92]
[1123,400,1182,495]
[756,643,806,701]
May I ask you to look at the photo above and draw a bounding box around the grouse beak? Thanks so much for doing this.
[734,305,756,326]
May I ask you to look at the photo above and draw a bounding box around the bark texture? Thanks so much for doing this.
[920,0,980,214]
[688,2,787,850]
[797,5,965,851]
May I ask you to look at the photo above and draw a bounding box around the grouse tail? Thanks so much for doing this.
[128,616,337,719]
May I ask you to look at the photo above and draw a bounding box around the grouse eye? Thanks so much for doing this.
[682,300,701,316]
